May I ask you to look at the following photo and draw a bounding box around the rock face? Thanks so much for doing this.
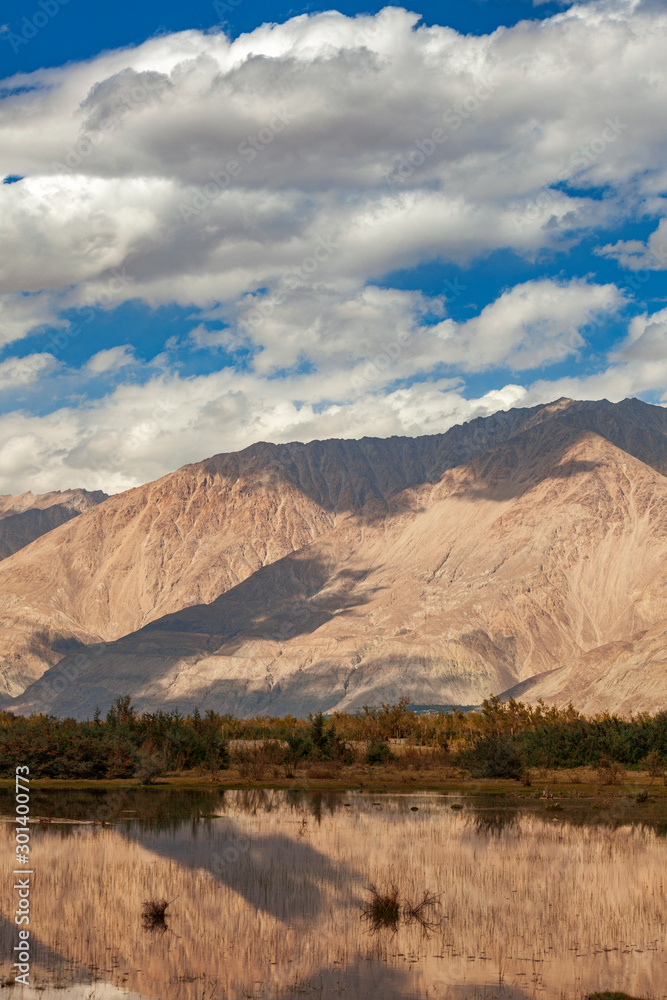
[2,396,667,717]
[0,489,108,560]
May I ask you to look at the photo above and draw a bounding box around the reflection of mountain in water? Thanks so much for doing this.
[1,791,665,999]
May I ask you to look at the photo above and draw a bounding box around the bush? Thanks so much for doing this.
[135,752,169,785]
[141,898,171,932]
[595,758,626,786]
[365,739,393,765]
[361,882,401,930]
[462,734,525,780]
[233,745,269,781]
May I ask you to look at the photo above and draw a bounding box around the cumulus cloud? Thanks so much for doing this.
[0,278,631,494]
[0,368,527,495]
[0,1,665,342]
[610,307,667,363]
[0,293,64,348]
[597,219,667,270]
[0,353,58,390]
[85,345,136,375]
[0,1,666,493]
[432,279,624,372]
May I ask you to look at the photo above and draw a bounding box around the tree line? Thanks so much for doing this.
[0,695,665,781]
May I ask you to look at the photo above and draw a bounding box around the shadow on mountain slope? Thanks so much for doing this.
[11,549,383,717]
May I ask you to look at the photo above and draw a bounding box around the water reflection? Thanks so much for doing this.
[0,789,665,999]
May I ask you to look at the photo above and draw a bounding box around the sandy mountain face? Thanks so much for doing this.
[0,400,560,699]
[3,397,666,719]
[0,488,108,561]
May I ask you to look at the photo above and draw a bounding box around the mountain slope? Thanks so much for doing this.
[0,489,108,560]
[0,398,572,698]
[502,619,667,715]
[11,407,667,718]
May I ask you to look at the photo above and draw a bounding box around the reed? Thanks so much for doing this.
[1,792,665,999]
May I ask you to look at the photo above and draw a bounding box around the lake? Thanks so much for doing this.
[1,787,666,999]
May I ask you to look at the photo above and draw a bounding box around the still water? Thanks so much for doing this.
[1,788,666,999]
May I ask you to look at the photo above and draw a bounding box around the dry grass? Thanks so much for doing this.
[141,897,172,932]
[1,793,665,998]
[360,882,401,931]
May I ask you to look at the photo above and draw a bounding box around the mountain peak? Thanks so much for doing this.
[1,396,666,717]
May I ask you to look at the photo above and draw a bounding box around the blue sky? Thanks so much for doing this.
[0,0,666,493]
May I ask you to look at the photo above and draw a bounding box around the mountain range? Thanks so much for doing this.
[0,396,665,719]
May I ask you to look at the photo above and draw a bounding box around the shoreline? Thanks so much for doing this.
[1,770,665,795]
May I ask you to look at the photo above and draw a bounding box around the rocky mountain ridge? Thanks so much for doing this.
[1,396,665,717]
[0,488,108,561]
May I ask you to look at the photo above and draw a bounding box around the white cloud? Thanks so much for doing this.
[85,345,136,375]
[0,1,664,345]
[0,368,527,495]
[0,278,632,495]
[0,293,64,348]
[432,279,624,372]
[597,218,667,270]
[609,306,667,362]
[0,1,666,494]
[519,302,667,405]
[0,353,58,390]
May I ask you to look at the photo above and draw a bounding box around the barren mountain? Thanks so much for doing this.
[0,398,566,697]
[503,619,667,715]
[5,397,667,718]
[0,488,108,560]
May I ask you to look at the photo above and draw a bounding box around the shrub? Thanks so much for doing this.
[365,739,393,765]
[141,898,171,931]
[643,748,665,785]
[361,883,401,930]
[135,751,169,785]
[596,758,626,786]
[461,734,525,780]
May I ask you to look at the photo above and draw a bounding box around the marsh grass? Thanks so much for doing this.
[2,792,665,999]
[402,889,441,933]
[360,882,401,931]
[141,897,172,932]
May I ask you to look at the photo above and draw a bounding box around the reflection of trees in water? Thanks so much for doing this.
[0,786,229,830]
[468,808,520,836]
[3,796,666,1000]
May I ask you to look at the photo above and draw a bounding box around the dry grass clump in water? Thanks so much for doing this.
[361,883,441,934]
[360,882,401,931]
[141,897,173,932]
[402,889,441,932]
